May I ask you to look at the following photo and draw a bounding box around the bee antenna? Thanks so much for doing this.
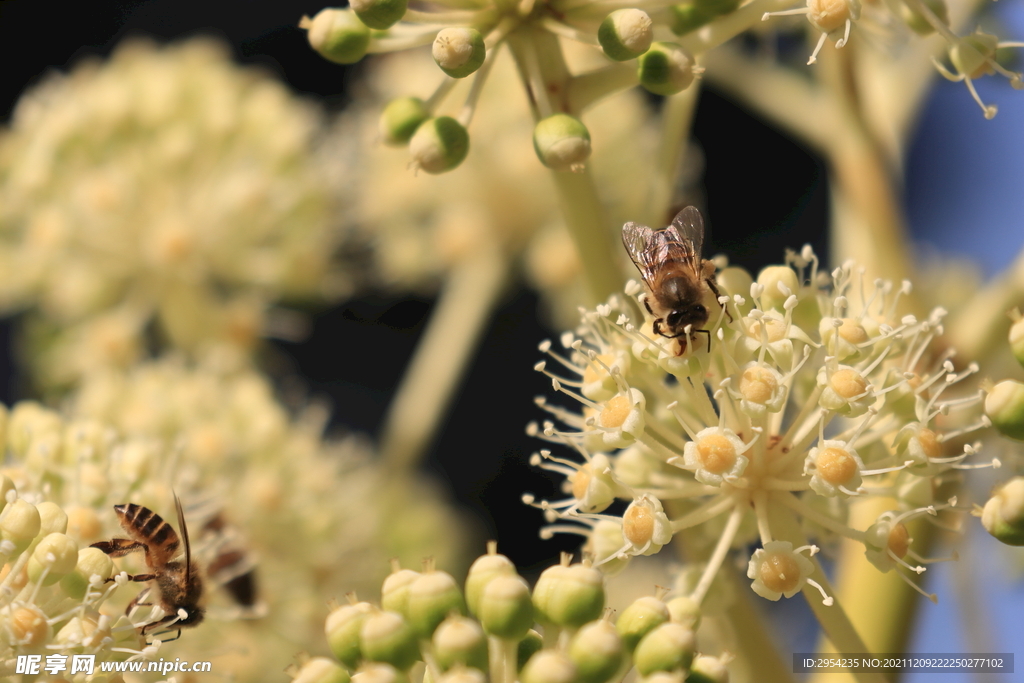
[173,492,192,576]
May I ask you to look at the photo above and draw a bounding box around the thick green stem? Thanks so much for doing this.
[379,248,508,470]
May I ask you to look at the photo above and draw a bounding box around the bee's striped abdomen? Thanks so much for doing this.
[114,503,180,563]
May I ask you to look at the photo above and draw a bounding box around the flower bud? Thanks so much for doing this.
[533,562,604,628]
[60,547,115,599]
[637,43,696,96]
[37,501,69,535]
[293,657,352,683]
[382,568,421,617]
[351,0,408,29]
[360,610,420,670]
[756,266,798,311]
[899,0,948,35]
[533,114,592,172]
[1010,313,1024,368]
[521,651,579,683]
[380,98,431,146]
[569,619,624,683]
[598,9,654,61]
[327,601,373,669]
[669,4,713,36]
[665,596,701,630]
[633,623,696,675]
[478,574,533,640]
[982,477,1024,545]
[410,117,470,174]
[685,654,729,683]
[354,663,409,683]
[1,498,41,552]
[433,28,486,78]
[302,9,371,65]
[433,615,488,671]
[616,596,670,652]
[517,630,544,670]
[28,532,79,585]
[950,33,998,79]
[985,379,1024,440]
[407,569,467,638]
[465,545,516,616]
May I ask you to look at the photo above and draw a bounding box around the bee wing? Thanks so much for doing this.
[174,493,193,576]
[664,205,706,276]
[622,221,662,289]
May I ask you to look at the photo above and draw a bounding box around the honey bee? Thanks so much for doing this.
[92,495,204,640]
[622,206,728,354]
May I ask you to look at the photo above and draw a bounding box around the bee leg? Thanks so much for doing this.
[705,277,733,323]
[92,539,146,558]
[643,297,654,316]
[123,573,158,583]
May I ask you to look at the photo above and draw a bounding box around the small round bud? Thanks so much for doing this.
[380,98,431,146]
[327,601,373,669]
[1010,313,1024,368]
[982,477,1024,545]
[986,379,1024,440]
[616,596,670,652]
[950,33,998,79]
[521,651,579,683]
[756,266,798,311]
[382,568,422,617]
[899,0,948,35]
[351,0,408,29]
[1,498,41,551]
[0,475,14,514]
[686,654,730,683]
[637,43,696,96]
[465,546,517,616]
[569,619,624,683]
[293,658,352,683]
[633,623,696,675]
[598,9,654,61]
[517,630,544,671]
[353,663,409,683]
[533,114,592,172]
[665,596,701,630]
[407,569,467,638]
[28,532,79,585]
[360,610,420,670]
[532,563,604,628]
[432,28,486,78]
[302,9,371,65]
[478,574,533,640]
[37,501,69,535]
[410,117,470,174]
[669,4,713,36]
[60,547,115,599]
[433,616,488,671]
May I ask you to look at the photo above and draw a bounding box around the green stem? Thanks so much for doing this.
[643,81,702,228]
[678,0,798,55]
[379,247,508,470]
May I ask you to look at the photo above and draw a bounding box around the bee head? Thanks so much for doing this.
[666,304,707,331]
[176,605,205,628]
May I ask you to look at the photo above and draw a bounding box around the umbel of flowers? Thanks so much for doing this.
[526,246,996,621]
[291,544,730,683]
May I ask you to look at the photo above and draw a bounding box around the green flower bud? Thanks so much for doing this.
[28,533,79,585]
[407,569,466,638]
[351,0,407,29]
[432,28,486,78]
[353,663,409,683]
[665,596,701,630]
[327,601,373,669]
[382,568,422,617]
[1010,312,1024,368]
[380,98,431,147]
[1,498,41,552]
[616,596,670,652]
[899,0,948,35]
[521,651,579,683]
[986,379,1024,440]
[669,4,713,36]
[360,610,420,670]
[685,655,729,683]
[294,657,352,683]
[532,563,604,628]
[633,623,696,676]
[465,544,517,616]
[569,619,624,683]
[60,547,115,599]
[302,9,371,65]
[478,574,533,640]
[598,9,654,61]
[950,33,998,79]
[533,114,592,172]
[982,477,1024,545]
[410,117,470,174]
[439,668,486,683]
[637,43,696,96]
[756,266,798,311]
[0,475,15,515]
[433,616,488,671]
[37,501,69,535]
[517,630,544,671]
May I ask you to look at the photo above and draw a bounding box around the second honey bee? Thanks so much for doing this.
[92,496,204,640]
[622,206,728,354]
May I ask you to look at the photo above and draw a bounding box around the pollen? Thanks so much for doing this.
[915,428,941,459]
[740,366,778,404]
[600,395,632,429]
[887,523,910,558]
[623,504,655,546]
[696,434,737,474]
[815,447,858,485]
[571,464,594,500]
[830,368,867,398]
[757,552,802,594]
[836,319,868,344]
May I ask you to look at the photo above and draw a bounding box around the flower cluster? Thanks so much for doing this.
[528,248,995,607]
[291,545,730,683]
[0,38,351,388]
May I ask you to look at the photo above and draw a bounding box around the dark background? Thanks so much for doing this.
[0,0,829,575]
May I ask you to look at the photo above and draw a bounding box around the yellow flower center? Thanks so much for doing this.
[740,367,777,404]
[888,523,910,558]
[830,368,867,399]
[915,428,941,459]
[837,318,868,345]
[571,464,593,500]
[623,504,654,546]
[758,552,801,594]
[808,0,852,32]
[815,447,858,485]
[10,606,48,646]
[600,395,631,429]
[696,434,736,474]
